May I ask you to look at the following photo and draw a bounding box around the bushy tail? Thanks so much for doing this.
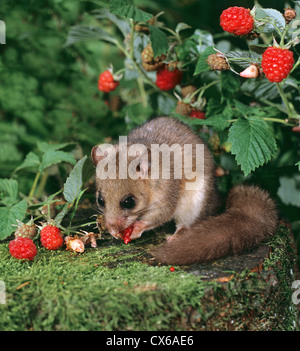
[151,185,278,265]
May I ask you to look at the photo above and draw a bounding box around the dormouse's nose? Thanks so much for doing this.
[105,217,125,235]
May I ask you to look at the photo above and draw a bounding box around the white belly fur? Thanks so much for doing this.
[173,178,206,227]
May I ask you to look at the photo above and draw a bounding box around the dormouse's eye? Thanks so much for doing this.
[97,193,105,207]
[120,195,136,210]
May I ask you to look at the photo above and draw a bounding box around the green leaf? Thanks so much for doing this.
[37,141,76,153]
[0,199,28,240]
[109,0,152,22]
[220,71,240,102]
[149,25,169,58]
[175,22,191,34]
[15,152,41,173]
[233,99,253,115]
[277,176,300,207]
[54,202,70,227]
[65,25,118,47]
[93,8,131,37]
[226,50,262,68]
[228,117,277,176]
[296,161,300,171]
[194,46,216,75]
[40,150,76,171]
[255,8,286,33]
[0,179,19,206]
[63,155,87,204]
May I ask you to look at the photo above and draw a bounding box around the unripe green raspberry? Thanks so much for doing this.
[207,54,229,71]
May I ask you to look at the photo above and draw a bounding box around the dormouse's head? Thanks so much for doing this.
[91,142,155,240]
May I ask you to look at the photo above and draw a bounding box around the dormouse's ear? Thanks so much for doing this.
[91,144,119,166]
[91,145,104,166]
[138,148,151,179]
[128,145,151,179]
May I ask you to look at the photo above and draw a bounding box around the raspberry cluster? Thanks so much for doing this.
[9,222,64,261]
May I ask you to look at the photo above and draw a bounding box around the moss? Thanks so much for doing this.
[0,224,297,331]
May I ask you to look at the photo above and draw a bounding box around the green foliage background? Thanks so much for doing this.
[0,0,299,253]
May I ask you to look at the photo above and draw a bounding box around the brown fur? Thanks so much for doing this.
[151,185,278,265]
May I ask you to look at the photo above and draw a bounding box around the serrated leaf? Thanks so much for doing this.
[65,25,118,47]
[149,25,169,58]
[15,152,41,173]
[63,155,87,203]
[0,199,28,240]
[109,0,152,22]
[194,46,216,75]
[40,150,76,171]
[228,117,277,176]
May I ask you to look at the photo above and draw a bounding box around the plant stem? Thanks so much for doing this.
[290,56,300,74]
[35,170,49,199]
[262,117,290,125]
[129,19,135,61]
[276,82,294,118]
[280,25,289,47]
[68,221,97,230]
[258,97,287,114]
[28,172,41,198]
[137,77,147,107]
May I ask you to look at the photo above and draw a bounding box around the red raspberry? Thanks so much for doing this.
[189,110,205,119]
[98,70,119,93]
[170,266,175,272]
[9,237,37,261]
[261,47,294,83]
[40,225,63,250]
[156,68,183,91]
[120,225,134,245]
[220,7,254,36]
